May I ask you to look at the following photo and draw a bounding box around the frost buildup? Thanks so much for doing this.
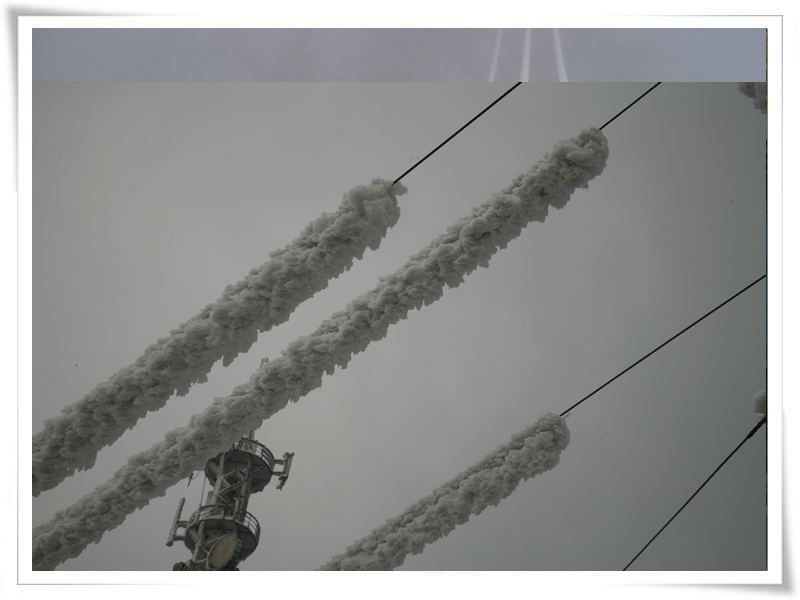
[320,414,570,570]
[738,82,767,114]
[32,129,607,570]
[753,390,767,417]
[31,179,405,497]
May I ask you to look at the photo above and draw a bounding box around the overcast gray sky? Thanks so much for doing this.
[28,27,769,577]
[31,28,765,82]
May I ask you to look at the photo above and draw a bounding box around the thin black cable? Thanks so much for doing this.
[560,274,766,417]
[392,82,522,185]
[623,415,767,571]
[394,81,662,187]
[599,82,662,131]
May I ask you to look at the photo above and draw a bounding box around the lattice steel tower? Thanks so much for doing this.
[166,431,294,571]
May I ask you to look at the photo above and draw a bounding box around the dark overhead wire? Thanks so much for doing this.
[393,81,664,187]
[599,82,662,131]
[559,273,766,417]
[392,82,522,185]
[392,81,661,185]
[623,415,767,571]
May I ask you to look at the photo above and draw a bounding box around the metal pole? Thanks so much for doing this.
[488,28,503,82]
[521,29,531,82]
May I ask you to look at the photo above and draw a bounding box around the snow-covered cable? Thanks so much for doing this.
[32,129,608,570]
[737,82,767,114]
[32,179,406,497]
[320,413,570,570]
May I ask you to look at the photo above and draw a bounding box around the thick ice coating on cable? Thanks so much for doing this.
[320,413,569,570]
[32,129,608,570]
[738,82,767,114]
[32,178,406,497]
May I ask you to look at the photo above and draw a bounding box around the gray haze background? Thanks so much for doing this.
[29,29,768,573]
[31,28,766,82]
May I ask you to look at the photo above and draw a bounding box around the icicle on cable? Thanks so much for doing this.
[320,413,570,570]
[32,128,608,570]
[32,179,406,497]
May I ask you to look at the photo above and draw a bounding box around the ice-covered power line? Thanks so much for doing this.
[32,179,406,497]
[738,82,767,114]
[319,413,570,570]
[32,128,608,570]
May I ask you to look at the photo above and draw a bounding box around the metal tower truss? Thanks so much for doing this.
[167,431,294,571]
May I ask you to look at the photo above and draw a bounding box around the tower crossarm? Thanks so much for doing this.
[166,497,186,547]
[274,452,294,490]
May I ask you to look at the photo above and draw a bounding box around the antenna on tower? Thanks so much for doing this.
[166,430,294,571]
